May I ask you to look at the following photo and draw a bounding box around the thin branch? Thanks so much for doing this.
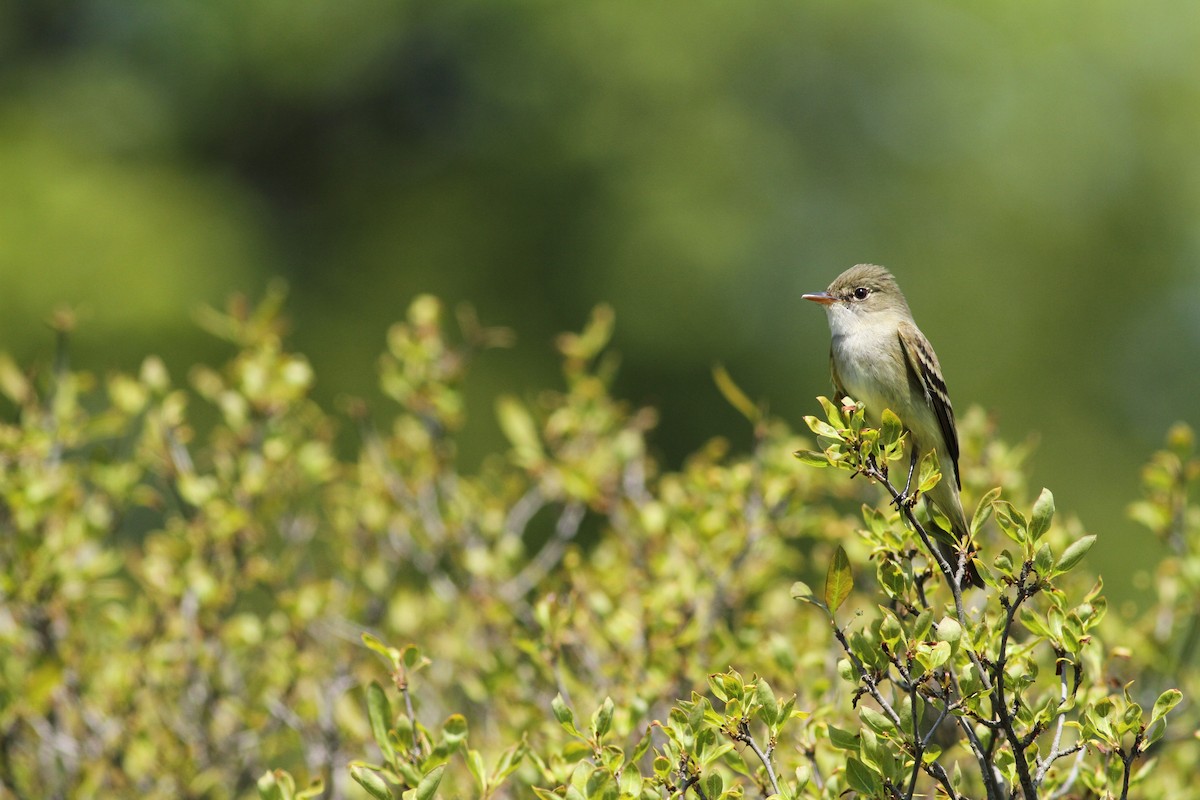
[733,719,781,798]
[993,565,1039,800]
[1047,746,1086,799]
[831,624,960,800]
[501,501,586,602]
[400,676,422,759]
[902,678,925,800]
[863,459,992,691]
[503,487,546,544]
[677,771,710,800]
[862,458,1006,800]
[1118,729,1145,800]
[1034,667,1072,786]
[804,746,824,791]
[830,624,903,728]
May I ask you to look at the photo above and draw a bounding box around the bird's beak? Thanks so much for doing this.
[802,292,835,306]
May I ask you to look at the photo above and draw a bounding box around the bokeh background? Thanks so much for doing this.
[2,0,1198,603]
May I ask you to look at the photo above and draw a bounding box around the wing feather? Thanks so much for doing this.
[897,321,961,488]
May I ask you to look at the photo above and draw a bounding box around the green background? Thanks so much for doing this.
[2,0,1198,602]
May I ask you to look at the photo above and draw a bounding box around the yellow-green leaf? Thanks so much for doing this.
[713,364,760,423]
[1030,488,1055,541]
[1054,535,1096,575]
[971,487,1002,535]
[825,546,853,614]
[350,764,392,800]
[367,682,395,764]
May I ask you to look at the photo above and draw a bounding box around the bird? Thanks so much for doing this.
[803,264,980,587]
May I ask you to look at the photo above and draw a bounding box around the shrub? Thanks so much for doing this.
[0,291,1193,799]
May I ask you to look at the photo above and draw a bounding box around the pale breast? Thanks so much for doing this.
[829,316,931,440]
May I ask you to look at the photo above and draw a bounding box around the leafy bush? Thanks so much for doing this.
[0,291,1194,799]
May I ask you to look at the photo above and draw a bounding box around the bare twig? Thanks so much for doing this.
[1118,729,1146,800]
[993,564,1040,800]
[1047,746,1087,799]
[1035,667,1075,787]
[860,458,1006,800]
[504,487,546,544]
[676,763,711,800]
[502,501,586,602]
[804,746,824,791]
[830,624,960,799]
[733,719,781,798]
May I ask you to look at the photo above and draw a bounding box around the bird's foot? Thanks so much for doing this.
[890,451,920,509]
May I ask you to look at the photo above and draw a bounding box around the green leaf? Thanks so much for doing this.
[590,697,614,740]
[401,645,424,671]
[584,767,617,800]
[707,674,729,702]
[1034,543,1054,575]
[916,641,952,672]
[619,768,643,798]
[558,304,615,361]
[257,770,293,800]
[776,695,804,730]
[912,610,933,642]
[828,725,860,751]
[861,504,890,535]
[496,396,545,464]
[859,725,880,770]
[917,450,942,493]
[295,777,325,800]
[367,682,396,765]
[1054,535,1096,575]
[1150,688,1182,728]
[803,415,842,440]
[790,581,819,604]
[492,740,528,785]
[1019,609,1053,639]
[466,749,487,793]
[1122,702,1143,730]
[442,714,468,749]
[880,409,903,447]
[702,773,723,800]
[362,633,401,670]
[713,364,761,423]
[350,764,393,800]
[845,757,881,795]
[395,759,422,787]
[1030,488,1055,541]
[818,395,845,427]
[877,559,906,598]
[755,678,779,726]
[825,546,853,614]
[971,487,1002,535]
[793,450,831,468]
[935,617,962,646]
[408,764,446,800]
[553,694,582,738]
[1105,754,1124,787]
[860,706,895,733]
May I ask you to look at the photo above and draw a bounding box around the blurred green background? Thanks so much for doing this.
[2,0,1198,601]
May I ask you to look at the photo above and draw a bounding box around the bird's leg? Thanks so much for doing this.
[891,448,920,509]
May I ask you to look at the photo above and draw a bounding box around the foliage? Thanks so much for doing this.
[0,293,1193,799]
[4,2,1200,544]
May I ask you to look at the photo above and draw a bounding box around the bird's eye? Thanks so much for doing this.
[852,287,870,300]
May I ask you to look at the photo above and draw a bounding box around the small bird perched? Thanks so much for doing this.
[804,264,980,587]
